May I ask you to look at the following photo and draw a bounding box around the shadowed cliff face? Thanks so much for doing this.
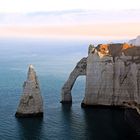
[61,43,140,107]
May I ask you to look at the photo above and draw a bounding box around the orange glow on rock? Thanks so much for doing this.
[122,43,134,50]
[99,44,109,54]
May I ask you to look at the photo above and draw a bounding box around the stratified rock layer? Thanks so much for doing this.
[15,65,43,117]
[82,44,140,106]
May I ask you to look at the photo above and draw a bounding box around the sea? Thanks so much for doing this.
[0,38,139,140]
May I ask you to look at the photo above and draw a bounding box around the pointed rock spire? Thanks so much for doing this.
[15,65,43,117]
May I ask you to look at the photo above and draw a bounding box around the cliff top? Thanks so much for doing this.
[89,43,140,58]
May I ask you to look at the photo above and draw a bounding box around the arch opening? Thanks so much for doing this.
[60,57,87,103]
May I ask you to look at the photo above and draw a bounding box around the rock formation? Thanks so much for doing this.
[61,42,140,107]
[15,65,43,117]
[61,57,87,103]
[82,43,140,106]
[129,35,140,46]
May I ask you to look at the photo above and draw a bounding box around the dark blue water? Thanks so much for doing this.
[0,38,139,140]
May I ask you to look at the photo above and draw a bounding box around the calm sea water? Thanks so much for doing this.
[0,38,139,140]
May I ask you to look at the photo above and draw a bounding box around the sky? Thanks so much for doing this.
[0,0,140,39]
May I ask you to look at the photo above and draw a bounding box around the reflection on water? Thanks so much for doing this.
[60,104,87,140]
[60,104,140,140]
[16,118,43,140]
[83,108,138,140]
[60,104,73,140]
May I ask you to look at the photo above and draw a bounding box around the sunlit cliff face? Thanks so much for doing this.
[122,43,134,50]
[93,43,135,58]
[97,44,110,58]
[99,44,109,54]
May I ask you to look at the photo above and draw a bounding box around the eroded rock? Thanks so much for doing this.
[15,65,43,117]
[61,43,140,107]
[61,57,87,103]
[82,44,140,106]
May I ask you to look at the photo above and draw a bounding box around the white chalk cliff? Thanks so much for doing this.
[61,43,140,107]
[129,36,140,46]
[61,58,87,103]
[82,44,140,106]
[15,65,43,117]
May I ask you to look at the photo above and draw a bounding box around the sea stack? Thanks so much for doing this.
[15,65,43,117]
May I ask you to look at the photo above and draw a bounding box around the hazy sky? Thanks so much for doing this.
[0,0,140,39]
[0,0,140,13]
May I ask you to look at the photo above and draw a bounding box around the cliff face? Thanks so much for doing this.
[15,65,43,117]
[61,43,140,107]
[82,44,140,106]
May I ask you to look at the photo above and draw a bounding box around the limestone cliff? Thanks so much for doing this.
[82,43,140,106]
[61,43,140,107]
[15,65,43,117]
[61,57,87,103]
[129,36,140,46]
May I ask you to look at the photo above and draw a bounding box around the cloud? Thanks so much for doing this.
[0,9,140,26]
[0,9,140,39]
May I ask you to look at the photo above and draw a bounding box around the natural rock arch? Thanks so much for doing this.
[60,57,87,103]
